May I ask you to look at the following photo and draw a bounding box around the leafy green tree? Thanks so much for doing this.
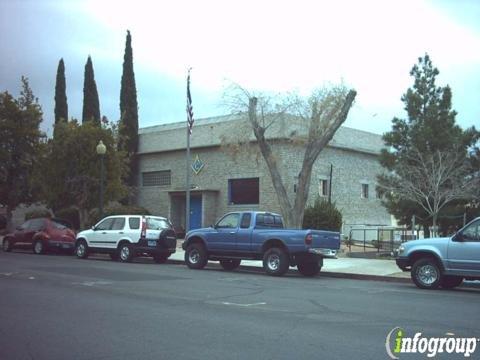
[41,120,128,229]
[0,77,45,229]
[303,198,342,231]
[378,54,479,235]
[119,30,139,194]
[54,58,68,125]
[82,56,101,124]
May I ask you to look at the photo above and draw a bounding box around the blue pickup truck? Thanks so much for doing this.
[182,211,341,276]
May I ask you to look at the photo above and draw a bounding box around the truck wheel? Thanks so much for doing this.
[2,238,12,252]
[263,247,289,276]
[411,258,441,289]
[33,240,46,255]
[220,259,241,271]
[440,275,463,289]
[118,243,134,263]
[297,261,321,277]
[75,240,89,259]
[185,243,208,269]
[153,254,169,264]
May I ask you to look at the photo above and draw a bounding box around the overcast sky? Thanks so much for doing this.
[1,0,479,137]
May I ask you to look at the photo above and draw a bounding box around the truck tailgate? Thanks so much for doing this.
[311,231,341,250]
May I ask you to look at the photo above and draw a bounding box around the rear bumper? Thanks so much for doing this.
[308,248,337,258]
[47,241,75,250]
[135,237,176,256]
[134,246,176,255]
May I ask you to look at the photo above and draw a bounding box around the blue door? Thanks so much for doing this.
[189,196,202,230]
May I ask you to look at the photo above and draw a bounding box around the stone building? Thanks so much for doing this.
[137,114,392,234]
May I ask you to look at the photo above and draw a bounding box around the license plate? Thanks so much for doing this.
[148,240,156,247]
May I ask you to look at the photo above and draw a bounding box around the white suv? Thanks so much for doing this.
[75,215,176,263]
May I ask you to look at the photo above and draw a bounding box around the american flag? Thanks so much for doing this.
[186,70,194,134]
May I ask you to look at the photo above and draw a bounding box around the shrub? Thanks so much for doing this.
[55,206,80,231]
[88,205,151,227]
[303,198,342,231]
[25,208,52,221]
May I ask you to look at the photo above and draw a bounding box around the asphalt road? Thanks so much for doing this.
[0,250,479,360]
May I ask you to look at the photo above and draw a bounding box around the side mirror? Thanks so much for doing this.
[16,226,22,231]
[91,226,96,231]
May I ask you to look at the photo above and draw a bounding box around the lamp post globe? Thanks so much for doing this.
[96,140,106,155]
[96,140,107,219]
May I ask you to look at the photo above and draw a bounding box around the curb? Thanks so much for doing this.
[166,258,411,283]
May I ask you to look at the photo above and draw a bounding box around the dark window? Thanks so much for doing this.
[111,218,126,230]
[274,216,284,227]
[255,214,284,229]
[462,220,480,241]
[146,217,171,230]
[240,213,252,229]
[51,220,67,229]
[319,179,328,197]
[216,213,240,229]
[129,217,140,230]
[361,184,369,199]
[96,218,114,231]
[142,170,171,186]
[228,178,259,205]
[29,218,45,231]
[20,220,31,230]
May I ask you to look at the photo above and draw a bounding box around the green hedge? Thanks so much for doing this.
[303,198,342,232]
[25,208,52,221]
[55,206,80,231]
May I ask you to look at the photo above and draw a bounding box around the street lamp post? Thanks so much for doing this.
[96,140,107,219]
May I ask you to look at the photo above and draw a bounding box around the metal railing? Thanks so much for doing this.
[347,227,416,252]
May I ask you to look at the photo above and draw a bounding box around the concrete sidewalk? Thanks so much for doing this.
[171,242,410,283]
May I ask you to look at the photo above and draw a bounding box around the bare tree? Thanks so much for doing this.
[378,147,479,236]
[222,85,356,228]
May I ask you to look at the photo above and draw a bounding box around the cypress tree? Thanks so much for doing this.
[82,56,101,124]
[119,30,139,188]
[54,58,68,124]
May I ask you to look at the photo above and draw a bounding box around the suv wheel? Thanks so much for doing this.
[118,243,134,263]
[2,238,12,252]
[220,259,241,271]
[185,243,208,269]
[263,247,289,276]
[33,240,45,255]
[75,240,89,259]
[411,258,442,289]
[440,275,463,289]
[297,261,321,277]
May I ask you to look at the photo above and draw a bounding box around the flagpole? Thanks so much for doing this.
[185,68,192,234]
[186,124,191,234]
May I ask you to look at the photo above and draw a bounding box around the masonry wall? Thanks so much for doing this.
[137,140,391,232]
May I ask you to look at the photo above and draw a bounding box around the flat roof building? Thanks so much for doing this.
[137,114,392,233]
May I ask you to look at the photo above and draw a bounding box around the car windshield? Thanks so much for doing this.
[146,217,171,230]
[51,220,67,229]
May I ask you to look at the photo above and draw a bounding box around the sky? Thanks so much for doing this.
[1,0,479,137]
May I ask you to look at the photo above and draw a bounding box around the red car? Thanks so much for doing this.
[2,217,76,254]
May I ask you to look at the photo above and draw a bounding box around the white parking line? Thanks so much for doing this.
[222,302,267,307]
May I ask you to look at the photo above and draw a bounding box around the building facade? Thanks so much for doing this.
[137,115,392,233]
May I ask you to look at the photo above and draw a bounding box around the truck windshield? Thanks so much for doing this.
[255,214,284,229]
